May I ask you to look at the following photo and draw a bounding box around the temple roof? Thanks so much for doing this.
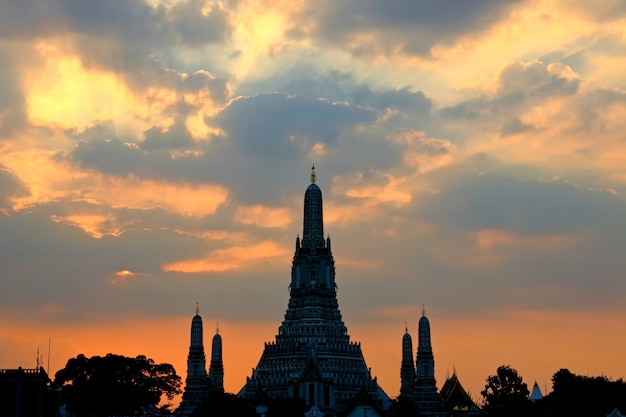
[529,381,543,401]
[440,372,481,414]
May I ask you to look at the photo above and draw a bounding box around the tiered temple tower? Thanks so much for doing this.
[400,325,416,398]
[177,307,209,416]
[413,309,446,416]
[238,167,391,414]
[208,325,224,393]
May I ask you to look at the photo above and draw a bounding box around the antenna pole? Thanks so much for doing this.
[47,338,51,373]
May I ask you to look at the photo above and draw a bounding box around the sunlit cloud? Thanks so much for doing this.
[25,42,138,130]
[432,228,586,267]
[163,240,290,273]
[233,204,293,229]
[0,146,228,219]
[51,213,129,238]
[111,270,148,285]
[336,173,412,206]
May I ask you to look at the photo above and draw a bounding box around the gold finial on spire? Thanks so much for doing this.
[405,322,408,333]
[216,322,220,334]
[196,302,199,315]
[310,165,317,183]
[422,304,426,317]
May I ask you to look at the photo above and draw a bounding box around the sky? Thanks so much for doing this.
[0,0,625,407]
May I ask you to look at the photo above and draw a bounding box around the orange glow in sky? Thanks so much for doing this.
[1,0,625,411]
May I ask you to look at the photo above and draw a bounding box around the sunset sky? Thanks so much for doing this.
[1,0,625,407]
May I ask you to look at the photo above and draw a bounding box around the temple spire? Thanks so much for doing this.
[301,166,325,249]
[401,324,416,398]
[414,311,444,413]
[209,327,224,393]
[177,308,209,416]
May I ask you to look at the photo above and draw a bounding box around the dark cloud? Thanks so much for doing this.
[496,60,579,104]
[0,46,27,136]
[0,199,288,324]
[333,172,626,319]
[277,70,432,112]
[0,0,232,45]
[420,175,624,235]
[570,0,626,21]
[441,60,580,138]
[440,97,489,120]
[214,93,377,150]
[0,1,232,100]
[443,60,579,120]
[499,118,535,136]
[64,93,391,205]
[568,88,626,134]
[287,0,522,57]
[0,166,28,212]
[141,100,198,151]
[67,136,145,177]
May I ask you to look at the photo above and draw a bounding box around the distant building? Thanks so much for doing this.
[177,307,224,416]
[0,367,55,417]
[208,325,224,393]
[399,311,444,415]
[238,167,391,415]
[528,381,543,402]
[440,371,482,416]
[400,326,416,398]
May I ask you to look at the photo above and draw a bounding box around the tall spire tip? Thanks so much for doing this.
[196,302,199,315]
[310,165,317,183]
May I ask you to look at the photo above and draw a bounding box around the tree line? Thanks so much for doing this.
[51,354,626,417]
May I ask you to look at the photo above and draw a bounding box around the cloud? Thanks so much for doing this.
[496,60,579,104]
[0,44,28,135]
[0,0,233,46]
[0,165,28,213]
[285,0,523,57]
[163,240,290,273]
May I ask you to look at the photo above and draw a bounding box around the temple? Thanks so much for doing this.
[177,307,224,416]
[238,167,391,415]
[440,371,482,416]
[400,308,447,417]
[208,325,224,393]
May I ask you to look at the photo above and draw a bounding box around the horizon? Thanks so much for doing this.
[1,0,625,409]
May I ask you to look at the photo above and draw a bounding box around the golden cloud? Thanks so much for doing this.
[0,145,228,238]
[51,213,129,238]
[163,240,290,273]
[233,204,292,229]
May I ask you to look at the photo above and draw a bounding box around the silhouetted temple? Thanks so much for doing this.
[177,307,224,416]
[238,167,391,415]
[400,309,446,417]
[208,326,224,393]
[440,371,482,416]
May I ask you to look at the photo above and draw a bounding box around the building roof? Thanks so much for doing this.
[440,372,482,415]
[529,381,543,401]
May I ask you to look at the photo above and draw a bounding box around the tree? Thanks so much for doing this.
[191,391,256,417]
[389,396,422,417]
[54,353,182,417]
[481,365,531,417]
[541,368,626,417]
